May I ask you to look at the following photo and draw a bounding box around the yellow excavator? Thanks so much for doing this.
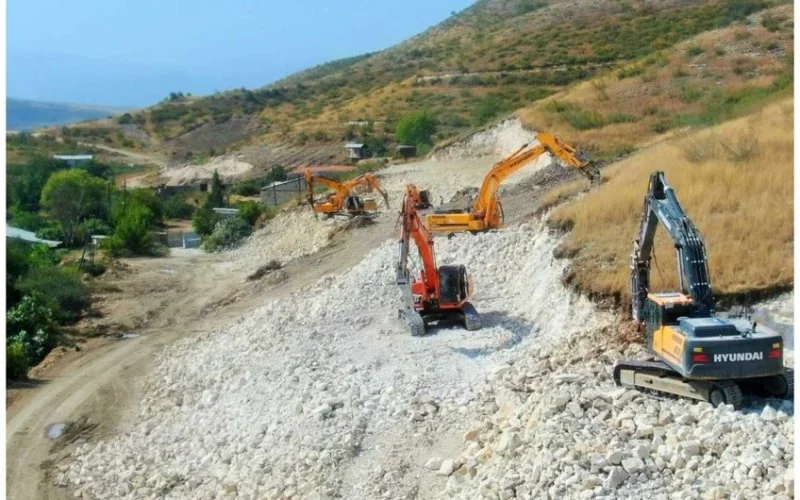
[305,171,389,218]
[425,132,599,233]
[615,171,792,408]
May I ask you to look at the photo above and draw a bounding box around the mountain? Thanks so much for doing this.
[54,0,792,170]
[7,98,128,131]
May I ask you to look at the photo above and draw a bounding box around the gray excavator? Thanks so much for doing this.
[614,171,793,409]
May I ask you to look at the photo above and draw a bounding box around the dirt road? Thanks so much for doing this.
[5,214,396,499]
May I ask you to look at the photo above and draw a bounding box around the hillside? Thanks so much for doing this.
[53,0,790,176]
[7,98,127,131]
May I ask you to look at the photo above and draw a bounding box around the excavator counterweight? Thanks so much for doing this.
[615,171,792,409]
[425,132,598,234]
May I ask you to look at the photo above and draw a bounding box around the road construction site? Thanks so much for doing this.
[7,119,794,500]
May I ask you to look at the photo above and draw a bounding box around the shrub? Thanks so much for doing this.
[15,266,90,323]
[395,111,437,146]
[193,205,220,237]
[7,294,58,364]
[232,181,261,197]
[163,196,196,220]
[76,218,114,243]
[7,341,30,380]
[235,200,263,226]
[7,207,49,232]
[473,94,512,126]
[109,204,156,256]
[40,169,108,246]
[204,217,253,252]
[35,222,65,243]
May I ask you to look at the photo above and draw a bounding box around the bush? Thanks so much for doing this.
[193,204,220,236]
[232,181,261,197]
[7,341,30,380]
[109,203,156,256]
[235,200,263,226]
[76,218,114,243]
[473,94,512,126]
[35,222,65,243]
[7,207,49,232]
[163,196,196,220]
[395,111,437,146]
[7,294,58,364]
[204,217,253,252]
[15,266,90,323]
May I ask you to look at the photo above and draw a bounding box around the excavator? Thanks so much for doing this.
[425,132,599,233]
[406,184,432,209]
[614,171,793,408]
[305,171,389,218]
[396,191,481,336]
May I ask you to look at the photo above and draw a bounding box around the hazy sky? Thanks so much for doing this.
[8,0,474,108]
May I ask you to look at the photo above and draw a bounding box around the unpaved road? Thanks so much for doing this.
[5,214,397,500]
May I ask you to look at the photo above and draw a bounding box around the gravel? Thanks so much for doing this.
[60,118,795,499]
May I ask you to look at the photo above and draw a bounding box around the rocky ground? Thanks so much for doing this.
[55,119,794,499]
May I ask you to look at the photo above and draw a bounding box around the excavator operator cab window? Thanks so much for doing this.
[345,196,365,211]
[644,299,662,338]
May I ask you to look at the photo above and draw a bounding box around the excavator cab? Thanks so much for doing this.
[438,265,469,305]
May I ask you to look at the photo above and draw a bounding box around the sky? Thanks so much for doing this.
[8,0,474,108]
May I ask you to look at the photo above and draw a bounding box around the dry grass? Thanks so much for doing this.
[550,98,793,305]
[519,4,793,158]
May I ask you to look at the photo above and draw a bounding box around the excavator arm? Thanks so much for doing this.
[344,173,390,208]
[472,132,598,228]
[397,194,438,297]
[630,171,714,321]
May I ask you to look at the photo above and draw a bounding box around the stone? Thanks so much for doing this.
[634,445,650,460]
[425,457,443,471]
[437,459,455,477]
[681,441,701,457]
[604,467,628,489]
[622,457,646,474]
[607,450,624,465]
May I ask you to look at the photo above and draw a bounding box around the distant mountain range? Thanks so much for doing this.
[7,98,129,131]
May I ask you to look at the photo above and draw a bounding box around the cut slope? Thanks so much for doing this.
[548,98,793,305]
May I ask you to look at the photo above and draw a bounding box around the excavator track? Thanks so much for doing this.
[615,360,793,410]
[461,302,482,331]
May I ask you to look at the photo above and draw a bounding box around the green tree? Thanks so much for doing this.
[7,157,67,211]
[40,169,107,246]
[193,204,220,237]
[395,111,437,146]
[108,203,156,255]
[206,170,225,208]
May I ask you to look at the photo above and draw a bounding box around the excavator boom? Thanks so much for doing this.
[426,132,597,233]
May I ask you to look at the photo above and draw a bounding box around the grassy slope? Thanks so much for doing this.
[549,97,793,307]
[520,3,793,159]
[59,0,788,154]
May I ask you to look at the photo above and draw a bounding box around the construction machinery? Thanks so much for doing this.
[406,184,432,209]
[396,192,482,336]
[305,171,389,218]
[425,132,599,233]
[614,171,792,408]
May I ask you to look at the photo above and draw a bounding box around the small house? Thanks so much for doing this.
[344,143,365,161]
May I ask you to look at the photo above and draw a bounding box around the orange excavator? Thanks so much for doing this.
[396,191,482,336]
[425,132,599,233]
[406,184,432,209]
[305,171,389,218]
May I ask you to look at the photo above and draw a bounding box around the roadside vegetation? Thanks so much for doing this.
[546,98,793,307]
